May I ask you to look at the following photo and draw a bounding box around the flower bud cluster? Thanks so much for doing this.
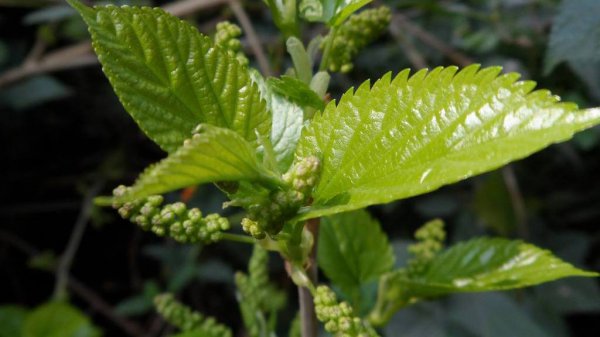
[235,245,286,336]
[324,6,391,73]
[314,286,379,337]
[240,156,321,239]
[113,185,230,243]
[154,293,232,337]
[408,219,446,273]
[215,21,248,66]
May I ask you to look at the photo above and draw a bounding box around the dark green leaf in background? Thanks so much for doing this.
[318,210,394,307]
[545,0,600,100]
[0,305,28,337]
[23,302,101,337]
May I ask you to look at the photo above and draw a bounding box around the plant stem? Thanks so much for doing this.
[299,217,320,337]
[319,27,337,71]
[218,232,256,245]
[53,180,104,301]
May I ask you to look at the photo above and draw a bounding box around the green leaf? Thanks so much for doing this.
[23,302,101,337]
[399,238,597,297]
[115,124,280,202]
[252,71,304,172]
[68,0,269,153]
[0,305,27,337]
[267,76,325,111]
[296,65,600,220]
[318,210,394,303]
[299,0,372,26]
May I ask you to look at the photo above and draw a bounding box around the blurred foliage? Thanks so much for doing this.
[0,0,599,336]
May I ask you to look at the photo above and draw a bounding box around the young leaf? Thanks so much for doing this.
[114,124,279,202]
[267,76,325,111]
[404,238,597,296]
[318,210,394,303]
[299,0,372,27]
[296,65,600,220]
[252,71,304,172]
[68,0,269,153]
[23,302,101,337]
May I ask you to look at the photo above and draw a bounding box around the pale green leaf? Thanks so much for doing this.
[23,302,101,337]
[398,238,597,297]
[318,210,394,301]
[251,71,304,172]
[296,65,600,220]
[116,124,279,202]
[299,0,371,26]
[68,0,269,152]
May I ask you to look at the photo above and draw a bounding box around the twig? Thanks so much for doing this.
[299,218,319,337]
[0,0,230,88]
[68,277,147,337]
[0,229,146,337]
[228,0,272,76]
[53,180,104,301]
[501,166,529,239]
[163,0,227,16]
[388,18,427,69]
[393,13,474,67]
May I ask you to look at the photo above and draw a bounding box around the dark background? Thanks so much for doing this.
[1,0,599,336]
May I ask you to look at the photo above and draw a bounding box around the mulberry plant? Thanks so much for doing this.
[68,0,600,336]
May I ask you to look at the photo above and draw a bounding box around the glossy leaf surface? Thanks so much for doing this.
[397,238,597,297]
[296,65,600,220]
[318,210,394,300]
[69,0,269,152]
[23,302,100,337]
[115,125,277,202]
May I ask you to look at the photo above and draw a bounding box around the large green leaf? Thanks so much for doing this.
[68,0,269,153]
[296,65,600,220]
[114,124,280,202]
[299,0,371,26]
[23,302,100,337]
[397,238,597,297]
[318,210,394,305]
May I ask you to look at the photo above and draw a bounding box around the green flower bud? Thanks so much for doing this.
[314,285,379,337]
[408,219,446,273]
[154,293,232,337]
[323,6,391,73]
[112,186,229,244]
[214,21,248,66]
